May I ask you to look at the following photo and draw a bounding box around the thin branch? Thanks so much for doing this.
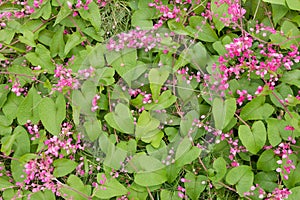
[235,113,250,128]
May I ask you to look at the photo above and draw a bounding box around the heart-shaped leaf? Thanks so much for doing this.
[17,87,41,124]
[53,159,77,177]
[38,94,66,135]
[210,157,227,182]
[148,68,169,100]
[239,121,266,154]
[94,173,128,199]
[185,172,207,200]
[212,97,236,130]
[226,165,254,197]
[104,103,134,134]
[240,96,274,121]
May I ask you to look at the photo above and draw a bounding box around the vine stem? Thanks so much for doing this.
[234,113,250,128]
[147,187,155,200]
[253,0,261,20]
[218,182,252,200]
[107,87,119,143]
[271,91,293,118]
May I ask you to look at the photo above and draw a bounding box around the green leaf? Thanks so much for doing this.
[0,84,9,109]
[266,118,287,147]
[286,0,300,10]
[83,27,104,42]
[257,150,278,171]
[104,103,134,134]
[17,87,41,124]
[25,44,55,72]
[94,173,128,199]
[287,186,300,200]
[8,65,33,86]
[0,29,15,44]
[210,157,227,182]
[240,96,274,121]
[254,172,277,192]
[226,165,254,197]
[60,175,91,200]
[211,0,229,32]
[53,159,77,177]
[167,19,189,35]
[180,110,199,137]
[98,133,127,169]
[1,130,21,156]
[175,146,201,168]
[160,189,181,200]
[134,168,167,186]
[71,80,97,119]
[262,0,285,5]
[238,121,266,154]
[213,41,227,55]
[126,154,167,186]
[131,8,157,29]
[135,111,160,137]
[0,178,13,189]
[83,119,102,142]
[0,114,12,136]
[13,126,30,156]
[50,25,65,58]
[11,158,26,182]
[272,4,288,25]
[175,136,192,161]
[64,31,86,56]
[135,111,163,147]
[185,172,207,200]
[280,70,300,87]
[19,30,36,47]
[143,90,177,110]
[212,98,236,130]
[187,16,218,42]
[184,42,211,70]
[96,67,115,86]
[29,190,55,200]
[148,68,169,101]
[38,95,66,135]
[78,1,101,31]
[30,1,52,20]
[54,3,72,26]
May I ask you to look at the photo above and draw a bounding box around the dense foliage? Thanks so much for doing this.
[1,0,300,199]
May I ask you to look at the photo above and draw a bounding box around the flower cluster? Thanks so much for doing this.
[107,28,164,52]
[53,64,80,93]
[0,0,35,24]
[25,120,40,141]
[274,137,296,180]
[91,94,100,112]
[23,123,84,194]
[205,34,300,100]
[177,67,201,84]
[220,130,248,167]
[10,78,24,96]
[265,187,291,200]
[212,0,246,26]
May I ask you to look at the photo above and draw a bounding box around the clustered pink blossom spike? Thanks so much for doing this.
[23,123,84,194]
[274,137,296,180]
[53,64,80,93]
[204,34,300,101]
[25,120,40,141]
[220,130,247,167]
[107,28,163,52]
[10,78,24,96]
